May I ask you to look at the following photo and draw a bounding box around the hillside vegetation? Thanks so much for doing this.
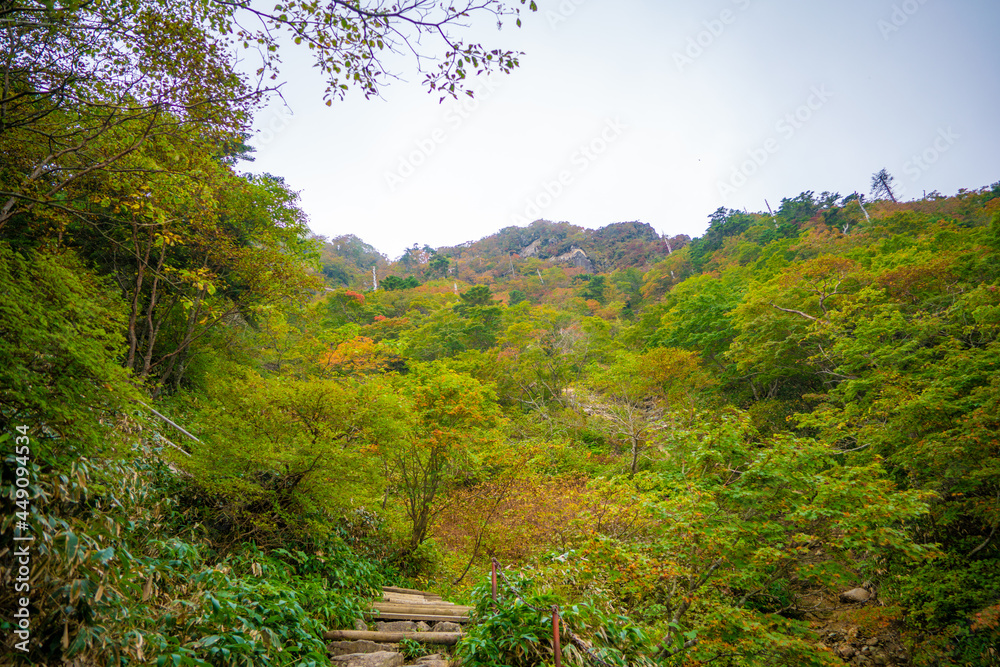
[3,170,1000,665]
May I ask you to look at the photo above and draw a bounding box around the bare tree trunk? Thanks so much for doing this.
[630,435,641,478]
[126,224,151,371]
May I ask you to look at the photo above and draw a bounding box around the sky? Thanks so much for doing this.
[243,0,1000,259]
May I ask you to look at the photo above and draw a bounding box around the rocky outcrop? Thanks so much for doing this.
[521,239,541,257]
[551,247,594,272]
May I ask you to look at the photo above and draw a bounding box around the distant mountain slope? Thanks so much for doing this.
[318,234,388,288]
[430,220,690,284]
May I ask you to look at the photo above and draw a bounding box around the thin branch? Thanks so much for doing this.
[770,302,819,321]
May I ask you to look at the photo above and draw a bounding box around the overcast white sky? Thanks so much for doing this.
[243,0,1000,259]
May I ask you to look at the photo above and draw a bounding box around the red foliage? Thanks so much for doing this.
[342,290,365,304]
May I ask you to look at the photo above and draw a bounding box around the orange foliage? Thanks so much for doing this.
[875,254,958,304]
[434,473,647,566]
[320,336,397,375]
[841,605,904,634]
[971,603,1000,632]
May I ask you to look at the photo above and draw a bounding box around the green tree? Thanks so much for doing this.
[727,255,865,403]
[0,244,140,457]
[656,268,747,373]
[581,348,712,477]
[1,0,536,230]
[82,140,320,392]
[489,306,590,413]
[183,370,407,546]
[871,168,899,203]
[383,364,502,549]
[381,275,410,291]
[459,284,495,308]
[643,412,931,663]
[429,253,450,276]
[580,274,607,303]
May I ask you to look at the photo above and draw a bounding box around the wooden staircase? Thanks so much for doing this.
[324,586,470,646]
[372,586,472,624]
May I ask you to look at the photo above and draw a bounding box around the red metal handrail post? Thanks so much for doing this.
[553,606,562,667]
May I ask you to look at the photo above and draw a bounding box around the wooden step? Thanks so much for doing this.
[383,586,442,598]
[382,592,440,604]
[358,586,468,624]
[324,630,461,645]
[371,602,473,616]
[369,612,468,623]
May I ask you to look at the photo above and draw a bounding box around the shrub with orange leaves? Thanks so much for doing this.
[319,336,402,376]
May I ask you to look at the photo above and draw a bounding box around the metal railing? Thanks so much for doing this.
[489,557,627,667]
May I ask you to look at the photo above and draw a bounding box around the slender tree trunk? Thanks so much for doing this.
[126,224,152,371]
[630,435,641,478]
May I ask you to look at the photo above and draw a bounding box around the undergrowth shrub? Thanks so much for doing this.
[457,569,651,667]
[0,444,381,665]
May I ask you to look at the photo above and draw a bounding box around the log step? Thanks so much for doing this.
[371,602,473,615]
[382,592,442,604]
[383,586,442,598]
[370,612,468,623]
[324,630,461,645]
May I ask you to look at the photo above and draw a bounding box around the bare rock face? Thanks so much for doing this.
[414,621,431,632]
[353,618,369,632]
[551,247,594,272]
[329,640,398,657]
[840,587,872,603]
[430,621,462,634]
[836,643,856,659]
[331,651,404,667]
[375,620,419,632]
